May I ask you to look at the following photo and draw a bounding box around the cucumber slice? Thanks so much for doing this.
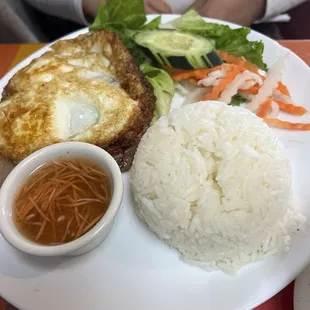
[134,30,222,70]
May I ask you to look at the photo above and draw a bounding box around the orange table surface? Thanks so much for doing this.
[0,41,309,310]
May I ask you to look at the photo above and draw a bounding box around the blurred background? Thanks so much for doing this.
[0,0,310,43]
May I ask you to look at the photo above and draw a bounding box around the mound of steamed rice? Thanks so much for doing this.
[131,101,306,273]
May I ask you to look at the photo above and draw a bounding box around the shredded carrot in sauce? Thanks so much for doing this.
[14,159,112,245]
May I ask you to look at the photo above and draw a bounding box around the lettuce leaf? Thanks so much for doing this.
[141,65,175,123]
[90,1,266,70]
[215,28,266,71]
[90,1,162,65]
[90,0,146,31]
[163,9,230,37]
[164,10,267,70]
[141,16,161,30]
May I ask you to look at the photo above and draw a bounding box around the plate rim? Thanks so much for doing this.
[0,14,310,310]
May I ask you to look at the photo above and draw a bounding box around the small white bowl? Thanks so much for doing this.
[0,142,123,256]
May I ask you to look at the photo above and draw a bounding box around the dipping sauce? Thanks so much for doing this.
[13,158,111,245]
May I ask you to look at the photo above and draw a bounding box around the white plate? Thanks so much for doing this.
[294,265,310,310]
[1,14,310,310]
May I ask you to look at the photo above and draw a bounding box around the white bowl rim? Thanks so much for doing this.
[0,142,123,256]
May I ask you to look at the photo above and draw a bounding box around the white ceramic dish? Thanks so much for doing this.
[294,265,310,310]
[0,14,310,310]
[0,142,123,256]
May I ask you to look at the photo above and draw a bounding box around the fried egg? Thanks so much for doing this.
[0,30,155,170]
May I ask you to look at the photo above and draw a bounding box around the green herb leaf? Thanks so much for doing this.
[166,9,267,70]
[141,16,162,30]
[119,29,152,65]
[90,0,146,31]
[141,65,175,123]
[230,94,246,106]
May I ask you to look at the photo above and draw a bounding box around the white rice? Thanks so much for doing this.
[131,101,306,274]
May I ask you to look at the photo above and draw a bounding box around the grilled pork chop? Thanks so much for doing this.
[0,30,156,171]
